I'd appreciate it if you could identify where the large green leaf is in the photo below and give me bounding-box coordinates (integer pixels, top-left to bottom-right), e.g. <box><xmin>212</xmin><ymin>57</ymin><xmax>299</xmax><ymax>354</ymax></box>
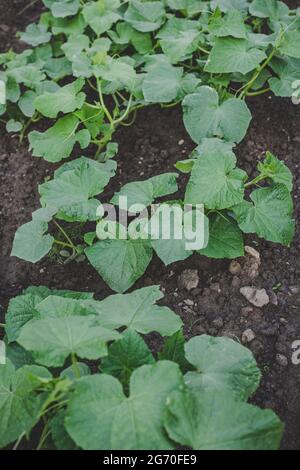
<box><xmin>20</xmin><ymin>23</ymin><xmax>51</xmax><ymax>47</ymax></box>
<box><xmin>205</xmin><ymin>38</ymin><xmax>266</xmax><ymax>74</ymax></box>
<box><xmin>142</xmin><ymin>60</ymin><xmax>183</xmax><ymax>103</ymax></box>
<box><xmin>85</xmin><ymin>223</ymin><xmax>153</xmax><ymax>293</ymax></box>
<box><xmin>249</xmin><ymin>0</ymin><xmax>290</xmax><ymax>20</ymax></box>
<box><xmin>125</xmin><ymin>0</ymin><xmax>166</xmax><ymax>32</ymax></box>
<box><xmin>200</xmin><ymin>213</ymin><xmax>244</xmax><ymax>259</ymax></box>
<box><xmin>101</xmin><ymin>330</ymin><xmax>155</xmax><ymax>387</ymax></box>
<box><xmin>278</xmin><ymin>30</ymin><xmax>300</xmax><ymax>59</ymax></box>
<box><xmin>17</xmin><ymin>316</ymin><xmax>120</xmax><ymax>367</ymax></box>
<box><xmin>35</xmin><ymin>79</ymin><xmax>85</xmax><ymax>118</ymax></box>
<box><xmin>40</xmin><ymin>158</ymin><xmax>116</xmax><ymax>222</ymax></box>
<box><xmin>65</xmin><ymin>361</ymin><xmax>183</xmax><ymax>450</ymax></box>
<box><xmin>269</xmin><ymin>57</ymin><xmax>300</xmax><ymax>97</ymax></box>
<box><xmin>208</xmin><ymin>10</ymin><xmax>247</xmax><ymax>38</ymax></box>
<box><xmin>83</xmin><ymin>0</ymin><xmax>121</xmax><ymax>36</ymax></box>
<box><xmin>184</xmin><ymin>335</ymin><xmax>261</xmax><ymax>400</ymax></box>
<box><xmin>156</xmin><ymin>17</ymin><xmax>201</xmax><ymax>63</ymax></box>
<box><xmin>87</xmin><ymin>285</ymin><xmax>182</xmax><ymax>336</ymax></box>
<box><xmin>11</xmin><ymin>208</ymin><xmax>55</xmax><ymax>263</ymax></box>
<box><xmin>185</xmin><ymin>149</ymin><xmax>247</xmax><ymax>209</ymax></box>
<box><xmin>43</xmin><ymin>0</ymin><xmax>80</xmax><ymax>18</ymax></box>
<box><xmin>233</xmin><ymin>184</ymin><xmax>295</xmax><ymax>246</ymax></box>
<box><xmin>164</xmin><ymin>388</ymin><xmax>283</xmax><ymax>450</ymax></box>
<box><xmin>182</xmin><ymin>86</ymin><xmax>251</xmax><ymax>143</ymax></box>
<box><xmin>111</xmin><ymin>173</ymin><xmax>178</xmax><ymax>208</ymax></box>
<box><xmin>29</xmin><ymin>115</ymin><xmax>90</xmax><ymax>162</ymax></box>
<box><xmin>0</xmin><ymin>361</ymin><xmax>52</xmax><ymax>447</ymax></box>
<box><xmin>211</xmin><ymin>0</ymin><xmax>249</xmax><ymax>12</ymax></box>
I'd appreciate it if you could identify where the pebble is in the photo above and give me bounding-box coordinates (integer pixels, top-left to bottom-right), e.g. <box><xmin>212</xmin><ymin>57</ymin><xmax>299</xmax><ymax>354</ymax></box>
<box><xmin>240</xmin><ymin>286</ymin><xmax>270</xmax><ymax>307</ymax></box>
<box><xmin>178</xmin><ymin>269</ymin><xmax>199</xmax><ymax>291</ymax></box>
<box><xmin>276</xmin><ymin>354</ymin><xmax>288</xmax><ymax>367</ymax></box>
<box><xmin>184</xmin><ymin>299</ymin><xmax>194</xmax><ymax>307</ymax></box>
<box><xmin>242</xmin><ymin>328</ymin><xmax>256</xmax><ymax>344</ymax></box>
<box><xmin>245</xmin><ymin>245</ymin><xmax>261</xmax><ymax>261</ymax></box>
<box><xmin>229</xmin><ymin>260</ymin><xmax>241</xmax><ymax>275</ymax></box>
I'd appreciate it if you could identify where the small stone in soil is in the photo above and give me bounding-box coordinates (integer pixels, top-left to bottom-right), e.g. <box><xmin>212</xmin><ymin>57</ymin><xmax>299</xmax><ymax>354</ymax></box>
<box><xmin>178</xmin><ymin>269</ymin><xmax>199</xmax><ymax>291</ymax></box>
<box><xmin>276</xmin><ymin>354</ymin><xmax>288</xmax><ymax>367</ymax></box>
<box><xmin>229</xmin><ymin>260</ymin><xmax>241</xmax><ymax>275</ymax></box>
<box><xmin>242</xmin><ymin>328</ymin><xmax>256</xmax><ymax>344</ymax></box>
<box><xmin>240</xmin><ymin>286</ymin><xmax>270</xmax><ymax>307</ymax></box>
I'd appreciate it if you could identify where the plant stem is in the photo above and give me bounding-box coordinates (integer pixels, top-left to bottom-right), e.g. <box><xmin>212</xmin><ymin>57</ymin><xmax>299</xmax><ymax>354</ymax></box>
<box><xmin>17</xmin><ymin>0</ymin><xmax>39</xmax><ymax>15</ymax></box>
<box><xmin>71</xmin><ymin>353</ymin><xmax>81</xmax><ymax>379</ymax></box>
<box><xmin>53</xmin><ymin>220</ymin><xmax>77</xmax><ymax>255</ymax></box>
<box><xmin>36</xmin><ymin>423</ymin><xmax>50</xmax><ymax>451</ymax></box>
<box><xmin>244</xmin><ymin>175</ymin><xmax>266</xmax><ymax>188</ymax></box>
<box><xmin>198</xmin><ymin>45</ymin><xmax>210</xmax><ymax>54</ymax></box>
<box><xmin>161</xmin><ymin>100</ymin><xmax>181</xmax><ymax>109</ymax></box>
<box><xmin>113</xmin><ymin>94</ymin><xmax>133</xmax><ymax>124</ymax></box>
<box><xmin>54</xmin><ymin>240</ymin><xmax>75</xmax><ymax>250</ymax></box>
<box><xmin>0</xmin><ymin>323</ymin><xmax>5</xmax><ymax>328</ymax></box>
<box><xmin>13</xmin><ymin>432</ymin><xmax>25</xmax><ymax>450</ymax></box>
<box><xmin>246</xmin><ymin>87</ymin><xmax>270</xmax><ymax>97</ymax></box>
<box><xmin>97</xmin><ymin>79</ymin><xmax>115</xmax><ymax>127</ymax></box>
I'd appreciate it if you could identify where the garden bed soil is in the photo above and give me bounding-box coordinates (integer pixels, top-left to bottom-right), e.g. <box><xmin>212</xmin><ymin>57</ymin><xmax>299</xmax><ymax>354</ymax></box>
<box><xmin>0</xmin><ymin>0</ymin><xmax>299</xmax><ymax>450</ymax></box>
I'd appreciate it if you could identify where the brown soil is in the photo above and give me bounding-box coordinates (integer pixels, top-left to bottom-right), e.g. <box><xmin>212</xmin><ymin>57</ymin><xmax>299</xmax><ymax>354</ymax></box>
<box><xmin>0</xmin><ymin>0</ymin><xmax>299</xmax><ymax>450</ymax></box>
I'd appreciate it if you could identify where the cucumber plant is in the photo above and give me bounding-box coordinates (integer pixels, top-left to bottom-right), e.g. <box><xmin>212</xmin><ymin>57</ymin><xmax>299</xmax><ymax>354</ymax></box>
<box><xmin>0</xmin><ymin>285</ymin><xmax>283</xmax><ymax>450</ymax></box>
<box><xmin>0</xmin><ymin>0</ymin><xmax>298</xmax><ymax>292</ymax></box>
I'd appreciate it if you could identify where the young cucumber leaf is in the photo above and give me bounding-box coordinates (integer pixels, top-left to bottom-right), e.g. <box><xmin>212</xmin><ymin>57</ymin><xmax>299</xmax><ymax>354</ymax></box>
<box><xmin>158</xmin><ymin>330</ymin><xmax>193</xmax><ymax>374</ymax></box>
<box><xmin>101</xmin><ymin>329</ymin><xmax>155</xmax><ymax>388</ymax></box>
<box><xmin>200</xmin><ymin>213</ymin><xmax>244</xmax><ymax>259</ymax></box>
<box><xmin>124</xmin><ymin>0</ymin><xmax>166</xmax><ymax>33</ymax></box>
<box><xmin>184</xmin><ymin>335</ymin><xmax>261</xmax><ymax>400</ymax></box>
<box><xmin>142</xmin><ymin>60</ymin><xmax>183</xmax><ymax>103</ymax></box>
<box><xmin>0</xmin><ymin>361</ymin><xmax>52</xmax><ymax>448</ymax></box>
<box><xmin>86</xmin><ymin>285</ymin><xmax>183</xmax><ymax>336</ymax></box>
<box><xmin>65</xmin><ymin>361</ymin><xmax>183</xmax><ymax>450</ymax></box>
<box><xmin>184</xmin><ymin>149</ymin><xmax>247</xmax><ymax>209</ymax></box>
<box><xmin>43</xmin><ymin>0</ymin><xmax>81</xmax><ymax>18</ymax></box>
<box><xmin>182</xmin><ymin>86</ymin><xmax>252</xmax><ymax>144</ymax></box>
<box><xmin>233</xmin><ymin>184</ymin><xmax>295</xmax><ymax>246</ymax></box>
<box><xmin>11</xmin><ymin>208</ymin><xmax>56</xmax><ymax>263</ymax></box>
<box><xmin>83</xmin><ymin>0</ymin><xmax>121</xmax><ymax>36</ymax></box>
<box><xmin>249</xmin><ymin>0</ymin><xmax>290</xmax><ymax>20</ymax></box>
<box><xmin>17</xmin><ymin>316</ymin><xmax>120</xmax><ymax>368</ymax></box>
<box><xmin>29</xmin><ymin>115</ymin><xmax>90</xmax><ymax>162</ymax></box>
<box><xmin>258</xmin><ymin>151</ymin><xmax>293</xmax><ymax>190</ymax></box>
<box><xmin>210</xmin><ymin>0</ymin><xmax>250</xmax><ymax>13</ymax></box>
<box><xmin>34</xmin><ymin>79</ymin><xmax>86</xmax><ymax>118</ymax></box>
<box><xmin>39</xmin><ymin>158</ymin><xmax>117</xmax><ymax>222</ymax></box>
<box><xmin>20</xmin><ymin>24</ymin><xmax>52</xmax><ymax>47</ymax></box>
<box><xmin>205</xmin><ymin>38</ymin><xmax>266</xmax><ymax>74</ymax></box>
<box><xmin>208</xmin><ymin>10</ymin><xmax>247</xmax><ymax>39</ymax></box>
<box><xmin>111</xmin><ymin>173</ymin><xmax>178</xmax><ymax>208</ymax></box>
<box><xmin>164</xmin><ymin>388</ymin><xmax>283</xmax><ymax>450</ymax></box>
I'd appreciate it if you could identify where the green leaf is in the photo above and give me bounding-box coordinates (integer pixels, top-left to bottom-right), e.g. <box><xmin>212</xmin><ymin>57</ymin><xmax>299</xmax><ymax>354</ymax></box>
<box><xmin>101</xmin><ymin>330</ymin><xmax>155</xmax><ymax>387</ymax></box>
<box><xmin>65</xmin><ymin>361</ymin><xmax>183</xmax><ymax>450</ymax></box>
<box><xmin>35</xmin><ymin>79</ymin><xmax>86</xmax><ymax>118</ymax></box>
<box><xmin>5</xmin><ymin>294</ymin><xmax>42</xmax><ymax>343</ymax></box>
<box><xmin>111</xmin><ymin>173</ymin><xmax>178</xmax><ymax>208</ymax></box>
<box><xmin>205</xmin><ymin>38</ymin><xmax>266</xmax><ymax>74</ymax></box>
<box><xmin>211</xmin><ymin>0</ymin><xmax>249</xmax><ymax>12</ymax></box>
<box><xmin>6</xmin><ymin>119</ymin><xmax>22</xmax><ymax>133</ymax></box>
<box><xmin>11</xmin><ymin>208</ymin><xmax>55</xmax><ymax>263</ymax></box>
<box><xmin>278</xmin><ymin>30</ymin><xmax>300</xmax><ymax>59</ymax></box>
<box><xmin>29</xmin><ymin>115</ymin><xmax>90</xmax><ymax>162</ymax></box>
<box><xmin>182</xmin><ymin>86</ymin><xmax>251</xmax><ymax>143</ymax></box>
<box><xmin>233</xmin><ymin>184</ymin><xmax>295</xmax><ymax>246</ymax></box>
<box><xmin>158</xmin><ymin>330</ymin><xmax>193</xmax><ymax>373</ymax></box>
<box><xmin>8</xmin><ymin>65</ymin><xmax>46</xmax><ymax>89</ymax></box>
<box><xmin>200</xmin><ymin>213</ymin><xmax>244</xmax><ymax>259</ymax></box>
<box><xmin>18</xmin><ymin>90</ymin><xmax>37</xmax><ymax>117</ymax></box>
<box><xmin>17</xmin><ymin>316</ymin><xmax>120</xmax><ymax>367</ymax></box>
<box><xmin>209</xmin><ymin>10</ymin><xmax>247</xmax><ymax>38</ymax></box>
<box><xmin>184</xmin><ymin>335</ymin><xmax>261</xmax><ymax>400</ymax></box>
<box><xmin>87</xmin><ymin>285</ymin><xmax>183</xmax><ymax>336</ymax></box>
<box><xmin>95</xmin><ymin>57</ymin><xmax>138</xmax><ymax>93</ymax></box>
<box><xmin>249</xmin><ymin>0</ymin><xmax>290</xmax><ymax>20</ymax></box>
<box><xmin>40</xmin><ymin>158</ymin><xmax>116</xmax><ymax>222</ymax></box>
<box><xmin>166</xmin><ymin>0</ymin><xmax>205</xmax><ymax>16</ymax></box>
<box><xmin>20</xmin><ymin>23</ymin><xmax>51</xmax><ymax>47</ymax></box>
<box><xmin>164</xmin><ymin>388</ymin><xmax>283</xmax><ymax>450</ymax></box>
<box><xmin>142</xmin><ymin>59</ymin><xmax>183</xmax><ymax>103</ymax></box>
<box><xmin>83</xmin><ymin>0</ymin><xmax>121</xmax><ymax>36</ymax></box>
<box><xmin>108</xmin><ymin>23</ymin><xmax>152</xmax><ymax>54</ymax></box>
<box><xmin>148</xmin><ymin>205</ymin><xmax>209</xmax><ymax>265</ymax></box>
<box><xmin>85</xmin><ymin>227</ymin><xmax>153</xmax><ymax>293</ymax></box>
<box><xmin>50</xmin><ymin>410</ymin><xmax>78</xmax><ymax>450</ymax></box>
<box><xmin>125</xmin><ymin>0</ymin><xmax>166</xmax><ymax>32</ymax></box>
<box><xmin>185</xmin><ymin>149</ymin><xmax>246</xmax><ymax>209</ymax></box>
<box><xmin>0</xmin><ymin>361</ymin><xmax>52</xmax><ymax>447</ymax></box>
<box><xmin>156</xmin><ymin>17</ymin><xmax>201</xmax><ymax>63</ymax></box>
<box><xmin>269</xmin><ymin>57</ymin><xmax>300</xmax><ymax>97</ymax></box>
<box><xmin>43</xmin><ymin>0</ymin><xmax>80</xmax><ymax>18</ymax></box>
<box><xmin>258</xmin><ymin>151</ymin><xmax>293</xmax><ymax>191</ymax></box>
